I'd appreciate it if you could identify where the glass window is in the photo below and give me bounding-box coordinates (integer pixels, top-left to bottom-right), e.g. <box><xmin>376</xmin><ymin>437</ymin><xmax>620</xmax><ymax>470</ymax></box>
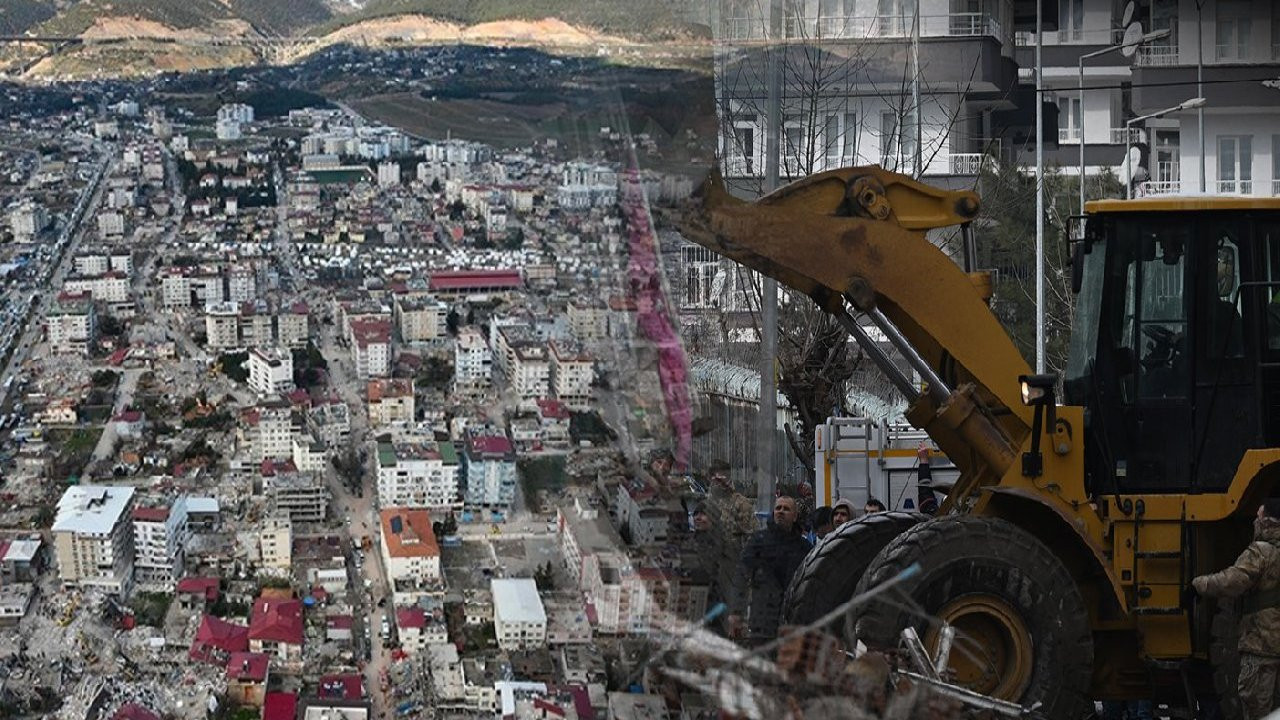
<box><xmin>1059</xmin><ymin>0</ymin><xmax>1084</xmax><ymax>41</ymax></box>
<box><xmin>1216</xmin><ymin>1</ymin><xmax>1252</xmax><ymax>61</ymax></box>
<box><xmin>824</xmin><ymin>114</ymin><xmax>840</xmax><ymax>163</ymax></box>
<box><xmin>842</xmin><ymin>112</ymin><xmax>858</xmax><ymax>160</ymax></box>
<box><xmin>1207</xmin><ymin>233</ymin><xmax>1244</xmax><ymax>359</ymax></box>
<box><xmin>880</xmin><ymin>110</ymin><xmax>898</xmax><ymax>166</ymax></box>
<box><xmin>1219</xmin><ymin>135</ymin><xmax>1253</xmax><ymax>194</ymax></box>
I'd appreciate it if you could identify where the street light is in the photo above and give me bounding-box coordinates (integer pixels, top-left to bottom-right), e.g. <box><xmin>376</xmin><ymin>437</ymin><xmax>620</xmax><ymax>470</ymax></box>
<box><xmin>1079</xmin><ymin>28</ymin><xmax>1169</xmax><ymax>219</ymax></box>
<box><xmin>1125</xmin><ymin>97</ymin><xmax>1206</xmax><ymax>199</ymax></box>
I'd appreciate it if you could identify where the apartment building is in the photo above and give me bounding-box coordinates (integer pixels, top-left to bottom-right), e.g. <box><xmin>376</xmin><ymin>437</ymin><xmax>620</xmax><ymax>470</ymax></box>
<box><xmin>46</xmin><ymin>291</ymin><xmax>96</xmax><ymax>355</ymax></box>
<box><xmin>492</xmin><ymin>578</ymin><xmax>548</xmax><ymax>651</ymax></box>
<box><xmin>206</xmin><ymin>302</ymin><xmax>241</xmax><ymax>350</ymax></box>
<box><xmin>379</xmin><ymin>508</ymin><xmax>442</xmax><ymax>599</ymax></box>
<box><xmin>461</xmin><ymin>434</ymin><xmax>518</xmax><ymax>509</ymax></box>
<box><xmin>349</xmin><ymin>317</ymin><xmax>392</xmax><ymax>379</ymax></box>
<box><xmin>131</xmin><ymin>498</ymin><xmax>189</xmax><ymax>591</ymax></box>
<box><xmin>259</xmin><ymin>515</ymin><xmax>293</xmax><ymax>572</ymax></box>
<box><xmin>549</xmin><ymin>340</ymin><xmax>594</xmax><ymax>410</ymax></box>
<box><xmin>264</xmin><ymin>471</ymin><xmax>329</xmax><ymax>523</ymax></box>
<box><xmin>9</xmin><ymin>200</ymin><xmax>47</xmax><ymax>241</ymax></box>
<box><xmin>394</xmin><ymin>295</ymin><xmax>448</xmax><ymax>344</ymax></box>
<box><xmin>567</xmin><ymin>299</ymin><xmax>609</xmax><ymax>342</ymax></box>
<box><xmin>1126</xmin><ymin>1</ymin><xmax>1280</xmax><ymax>196</ymax></box>
<box><xmin>249</xmin><ymin>347</ymin><xmax>296</xmax><ymax>398</ymax></box>
<box><xmin>52</xmin><ymin>485</ymin><xmax>136</xmax><ymax>596</ymax></box>
<box><xmin>63</xmin><ymin>273</ymin><xmax>131</xmax><ymax>315</ymax></box>
<box><xmin>254</xmin><ymin>399</ymin><xmax>295</xmax><ymax>462</ymax></box>
<box><xmin>376</xmin><ymin>441</ymin><xmax>461</xmax><ymax>509</ymax></box>
<box><xmin>307</xmin><ymin>399</ymin><xmax>351</xmax><ymax>448</ymax></box>
<box><xmin>454</xmin><ymin>326</ymin><xmax>493</xmax><ymax>394</ymax></box>
<box><xmin>367</xmin><ymin>378</ymin><xmax>415</xmax><ymax>427</ymax></box>
<box><xmin>511</xmin><ymin>344</ymin><xmax>551</xmax><ymax>402</ymax></box>
<box><xmin>278</xmin><ymin>302</ymin><xmax>310</xmax><ymax>349</ymax></box>
<box><xmin>716</xmin><ymin>0</ymin><xmax>1017</xmax><ymax>188</ymax></box>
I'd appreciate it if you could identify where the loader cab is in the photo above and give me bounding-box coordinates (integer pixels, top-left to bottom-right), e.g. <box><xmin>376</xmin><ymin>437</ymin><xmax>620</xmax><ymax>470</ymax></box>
<box><xmin>1064</xmin><ymin>199</ymin><xmax>1280</xmax><ymax>496</ymax></box>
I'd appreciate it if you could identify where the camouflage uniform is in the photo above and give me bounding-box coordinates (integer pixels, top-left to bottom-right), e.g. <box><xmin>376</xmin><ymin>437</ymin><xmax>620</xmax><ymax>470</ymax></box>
<box><xmin>1193</xmin><ymin>516</ymin><xmax>1280</xmax><ymax>720</ymax></box>
<box><xmin>704</xmin><ymin>483</ymin><xmax>758</xmax><ymax>626</ymax></box>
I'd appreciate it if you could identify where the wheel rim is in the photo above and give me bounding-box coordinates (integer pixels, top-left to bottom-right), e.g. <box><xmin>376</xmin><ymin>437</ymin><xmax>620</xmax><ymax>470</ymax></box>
<box><xmin>927</xmin><ymin>593</ymin><xmax>1034</xmax><ymax>700</ymax></box>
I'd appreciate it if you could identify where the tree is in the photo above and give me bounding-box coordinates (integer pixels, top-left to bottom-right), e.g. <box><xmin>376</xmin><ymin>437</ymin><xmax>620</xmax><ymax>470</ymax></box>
<box><xmin>977</xmin><ymin>163</ymin><xmax>1124</xmax><ymax>374</ymax></box>
<box><xmin>431</xmin><ymin>178</ymin><xmax>442</xmax><ymax>194</ymax></box>
<box><xmin>446</xmin><ymin>309</ymin><xmax>461</xmax><ymax>336</ymax></box>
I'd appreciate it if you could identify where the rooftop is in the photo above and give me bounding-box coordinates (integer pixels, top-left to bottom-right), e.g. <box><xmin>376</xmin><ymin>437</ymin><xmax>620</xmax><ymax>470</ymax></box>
<box><xmin>1</xmin><ymin>536</ymin><xmax>41</xmax><ymax>563</ymax></box>
<box><xmin>249</xmin><ymin>596</ymin><xmax>304</xmax><ymax>646</ymax></box>
<box><xmin>52</xmin><ymin>485</ymin><xmax>135</xmax><ymax>535</ymax></box>
<box><xmin>491</xmin><ymin>578</ymin><xmax>547</xmax><ymax>625</ymax></box>
<box><xmin>368</xmin><ymin>378</ymin><xmax>413</xmax><ymax>402</ymax></box>
<box><xmin>429</xmin><ymin>269</ymin><xmax>521</xmax><ymax>292</ymax></box>
<box><xmin>225</xmin><ymin>651</ymin><xmax>270</xmax><ymax>682</ymax></box>
<box><xmin>379</xmin><ymin>508</ymin><xmax>440</xmax><ymax>559</ymax></box>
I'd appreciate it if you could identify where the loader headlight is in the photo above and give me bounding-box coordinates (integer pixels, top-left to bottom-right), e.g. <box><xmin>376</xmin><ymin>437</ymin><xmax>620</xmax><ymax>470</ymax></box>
<box><xmin>1019</xmin><ymin>374</ymin><xmax>1056</xmax><ymax>406</ymax></box>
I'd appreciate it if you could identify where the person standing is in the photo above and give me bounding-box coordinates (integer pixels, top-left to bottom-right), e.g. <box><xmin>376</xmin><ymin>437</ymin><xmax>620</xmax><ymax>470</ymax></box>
<box><xmin>1192</xmin><ymin>499</ymin><xmax>1280</xmax><ymax>720</ymax></box>
<box><xmin>831</xmin><ymin>498</ymin><xmax>856</xmax><ymax>527</ymax></box>
<box><xmin>727</xmin><ymin>495</ymin><xmax>812</xmax><ymax>645</ymax></box>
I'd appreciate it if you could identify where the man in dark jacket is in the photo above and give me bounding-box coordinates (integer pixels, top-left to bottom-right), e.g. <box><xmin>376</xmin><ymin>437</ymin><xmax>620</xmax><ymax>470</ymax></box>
<box><xmin>1193</xmin><ymin>498</ymin><xmax>1280</xmax><ymax>719</ymax></box>
<box><xmin>726</xmin><ymin>495</ymin><xmax>812</xmax><ymax>645</ymax></box>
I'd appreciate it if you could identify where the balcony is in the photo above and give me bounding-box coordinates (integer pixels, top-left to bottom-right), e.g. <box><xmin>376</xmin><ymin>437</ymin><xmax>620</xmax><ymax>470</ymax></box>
<box><xmin>1135</xmin><ymin>44</ymin><xmax>1179</xmax><ymax>66</ymax></box>
<box><xmin>1057</xmin><ymin>127</ymin><xmax>1137</xmax><ymax>145</ymax></box>
<box><xmin>1217</xmin><ymin>180</ymin><xmax>1254</xmax><ymax>195</ymax></box>
<box><xmin>1109</xmin><ymin>127</ymin><xmax>1140</xmax><ymax>145</ymax></box>
<box><xmin>1059</xmin><ymin>127</ymin><xmax>1080</xmax><ymax>144</ymax></box>
<box><xmin>722</xmin><ymin>12</ymin><xmax>1005</xmax><ymax>43</ymax></box>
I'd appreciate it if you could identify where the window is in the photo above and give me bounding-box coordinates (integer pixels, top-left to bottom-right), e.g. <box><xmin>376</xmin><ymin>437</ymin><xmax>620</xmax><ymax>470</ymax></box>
<box><xmin>1218</xmin><ymin>135</ymin><xmax>1253</xmax><ymax>194</ymax></box>
<box><xmin>1154</xmin><ymin>130</ymin><xmax>1180</xmax><ymax>183</ymax></box>
<box><xmin>728</xmin><ymin>114</ymin><xmax>757</xmax><ymax>176</ymax></box>
<box><xmin>824</xmin><ymin>114</ymin><xmax>840</xmax><ymax>166</ymax></box>
<box><xmin>1216</xmin><ymin>1</ymin><xmax>1251</xmax><ymax>61</ymax></box>
<box><xmin>842</xmin><ymin>112</ymin><xmax>858</xmax><ymax>161</ymax></box>
<box><xmin>1058</xmin><ymin>95</ymin><xmax>1082</xmax><ymax>142</ymax></box>
<box><xmin>880</xmin><ymin>111</ymin><xmax>899</xmax><ymax>167</ymax></box>
<box><xmin>1273</xmin><ymin>135</ymin><xmax>1280</xmax><ymax>193</ymax></box>
<box><xmin>1058</xmin><ymin>0</ymin><xmax>1084</xmax><ymax>42</ymax></box>
<box><xmin>783</xmin><ymin>114</ymin><xmax>805</xmax><ymax>174</ymax></box>
<box><xmin>1151</xmin><ymin>0</ymin><xmax>1178</xmax><ymax>49</ymax></box>
<box><xmin>877</xmin><ymin>0</ymin><xmax>913</xmax><ymax>36</ymax></box>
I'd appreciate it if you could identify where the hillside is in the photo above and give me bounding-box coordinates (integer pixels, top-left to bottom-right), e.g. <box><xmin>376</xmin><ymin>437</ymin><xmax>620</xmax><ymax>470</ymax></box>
<box><xmin>29</xmin><ymin>0</ymin><xmax>334</xmax><ymax>37</ymax></box>
<box><xmin>322</xmin><ymin>0</ymin><xmax>707</xmax><ymax>40</ymax></box>
<box><xmin>0</xmin><ymin>0</ymin><xmax>56</xmax><ymax>35</ymax></box>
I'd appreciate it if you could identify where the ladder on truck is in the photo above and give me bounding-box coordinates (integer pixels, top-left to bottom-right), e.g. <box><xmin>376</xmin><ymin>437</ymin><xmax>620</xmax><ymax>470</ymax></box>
<box><xmin>814</xmin><ymin>416</ymin><xmax>959</xmax><ymax>511</ymax></box>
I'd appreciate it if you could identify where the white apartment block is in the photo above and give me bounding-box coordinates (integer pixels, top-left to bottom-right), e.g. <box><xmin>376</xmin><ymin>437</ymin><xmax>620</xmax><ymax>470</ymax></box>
<box><xmin>52</xmin><ymin>486</ymin><xmax>136</xmax><ymax>596</ymax></box>
<box><xmin>492</xmin><ymin>578</ymin><xmax>547</xmax><ymax>651</ymax></box>
<box><xmin>264</xmin><ymin>472</ymin><xmax>329</xmax><ymax>523</ymax></box>
<box><xmin>380</xmin><ymin>508</ymin><xmax>442</xmax><ymax>600</ymax></box>
<box><xmin>218</xmin><ymin>103</ymin><xmax>255</xmax><ymax>124</ymax></box>
<box><xmin>378</xmin><ymin>161</ymin><xmax>402</xmax><ymax>187</ymax></box>
<box><xmin>248</xmin><ymin>347</ymin><xmax>295</xmax><ymax>398</ymax></box>
<box><xmin>46</xmin><ymin>291</ymin><xmax>96</xmax><ymax>355</ymax></box>
<box><xmin>63</xmin><ymin>273</ymin><xmax>130</xmax><ymax>305</ymax></box>
<box><xmin>550</xmin><ymin>340</ymin><xmax>594</xmax><ymax>410</ymax></box>
<box><xmin>228</xmin><ymin>267</ymin><xmax>257</xmax><ymax>304</ymax></box>
<box><xmin>259</xmin><ymin>515</ymin><xmax>293</xmax><ymax>571</ymax></box>
<box><xmin>511</xmin><ymin>344</ymin><xmax>551</xmax><ymax>402</ymax></box>
<box><xmin>279</xmin><ymin>303</ymin><xmax>310</xmax><ymax>348</ymax></box>
<box><xmin>9</xmin><ymin>200</ymin><xmax>48</xmax><ymax>240</ymax></box>
<box><xmin>161</xmin><ymin>269</ymin><xmax>224</xmax><ymax>310</ymax></box>
<box><xmin>395</xmin><ymin>295</ymin><xmax>448</xmax><ymax>343</ymax></box>
<box><xmin>716</xmin><ymin>0</ymin><xmax>1018</xmax><ymax>187</ymax></box>
<box><xmin>206</xmin><ymin>301</ymin><xmax>242</xmax><ymax>350</ymax></box>
<box><xmin>567</xmin><ymin>299</ymin><xmax>609</xmax><ymax>342</ymax></box>
<box><xmin>368</xmin><ymin>378</ymin><xmax>415</xmax><ymax>427</ymax></box>
<box><xmin>376</xmin><ymin>441</ymin><xmax>461</xmax><ymax>509</ymax></box>
<box><xmin>255</xmin><ymin>400</ymin><xmax>295</xmax><ymax>462</ymax></box>
<box><xmin>307</xmin><ymin>400</ymin><xmax>351</xmax><ymax>448</ymax></box>
<box><xmin>454</xmin><ymin>326</ymin><xmax>493</xmax><ymax>393</ymax></box>
<box><xmin>131</xmin><ymin>498</ymin><xmax>189</xmax><ymax>591</ymax></box>
<box><xmin>349</xmin><ymin>317</ymin><xmax>392</xmax><ymax>379</ymax></box>
<box><xmin>97</xmin><ymin>211</ymin><xmax>124</xmax><ymax>238</ymax></box>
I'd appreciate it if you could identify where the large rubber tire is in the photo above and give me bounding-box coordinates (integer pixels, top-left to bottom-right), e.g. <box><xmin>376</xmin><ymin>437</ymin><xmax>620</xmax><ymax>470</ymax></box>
<box><xmin>852</xmin><ymin>516</ymin><xmax>1094</xmax><ymax>719</ymax></box>
<box><xmin>783</xmin><ymin>510</ymin><xmax>926</xmax><ymax>625</ymax></box>
<box><xmin>1210</xmin><ymin>600</ymin><xmax>1244</xmax><ymax>720</ymax></box>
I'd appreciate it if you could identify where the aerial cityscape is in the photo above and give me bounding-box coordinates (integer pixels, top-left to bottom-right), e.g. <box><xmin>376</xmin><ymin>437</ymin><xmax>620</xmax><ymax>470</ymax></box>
<box><xmin>3</xmin><ymin>1</ymin><xmax>1280</xmax><ymax>719</ymax></box>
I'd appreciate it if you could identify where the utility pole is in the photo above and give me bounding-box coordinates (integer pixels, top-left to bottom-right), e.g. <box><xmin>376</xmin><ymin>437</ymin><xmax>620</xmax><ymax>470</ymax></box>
<box><xmin>1196</xmin><ymin>0</ymin><xmax>1206</xmax><ymax>193</ymax></box>
<box><xmin>912</xmin><ymin>0</ymin><xmax>922</xmax><ymax>177</ymax></box>
<box><xmin>1034</xmin><ymin>0</ymin><xmax>1045</xmax><ymax>373</ymax></box>
<box><xmin>758</xmin><ymin>0</ymin><xmax>782</xmax><ymax>512</ymax></box>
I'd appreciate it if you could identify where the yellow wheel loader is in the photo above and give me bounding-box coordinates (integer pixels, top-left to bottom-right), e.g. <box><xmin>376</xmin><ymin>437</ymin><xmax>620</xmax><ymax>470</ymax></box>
<box><xmin>680</xmin><ymin>166</ymin><xmax>1280</xmax><ymax>717</ymax></box>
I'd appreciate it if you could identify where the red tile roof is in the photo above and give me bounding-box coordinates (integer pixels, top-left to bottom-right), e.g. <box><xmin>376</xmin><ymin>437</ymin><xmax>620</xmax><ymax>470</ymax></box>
<box><xmin>326</xmin><ymin>614</ymin><xmax>353</xmax><ymax>630</ymax></box>
<box><xmin>537</xmin><ymin>398</ymin><xmax>570</xmax><ymax>420</ymax></box>
<box><xmin>468</xmin><ymin>434</ymin><xmax>513</xmax><ymax>457</ymax></box>
<box><xmin>249</xmin><ymin>597</ymin><xmax>304</xmax><ymax>646</ymax></box>
<box><xmin>176</xmin><ymin>577</ymin><xmax>220</xmax><ymax>602</ymax></box>
<box><xmin>428</xmin><ymin>269</ymin><xmax>521</xmax><ymax>292</ymax></box>
<box><xmin>379</xmin><ymin>508</ymin><xmax>439</xmax><ymax>559</ymax></box>
<box><xmin>131</xmin><ymin>506</ymin><xmax>169</xmax><ymax>522</ymax></box>
<box><xmin>225</xmin><ymin>651</ymin><xmax>270</xmax><ymax>682</ymax></box>
<box><xmin>113</xmin><ymin>703</ymin><xmax>162</xmax><ymax>720</ymax></box>
<box><xmin>395</xmin><ymin>606</ymin><xmax>426</xmax><ymax>629</ymax></box>
<box><xmin>318</xmin><ymin>673</ymin><xmax>364</xmax><ymax>700</ymax></box>
<box><xmin>262</xmin><ymin>692</ymin><xmax>297</xmax><ymax>720</ymax></box>
<box><xmin>189</xmin><ymin>615</ymin><xmax>249</xmax><ymax>664</ymax></box>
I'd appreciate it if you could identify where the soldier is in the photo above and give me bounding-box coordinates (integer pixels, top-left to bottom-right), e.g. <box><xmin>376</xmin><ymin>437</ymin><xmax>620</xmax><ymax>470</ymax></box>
<box><xmin>1192</xmin><ymin>498</ymin><xmax>1280</xmax><ymax>720</ymax></box>
<box><xmin>727</xmin><ymin>495</ymin><xmax>812</xmax><ymax>645</ymax></box>
<box><xmin>704</xmin><ymin>460</ymin><xmax>758</xmax><ymax>636</ymax></box>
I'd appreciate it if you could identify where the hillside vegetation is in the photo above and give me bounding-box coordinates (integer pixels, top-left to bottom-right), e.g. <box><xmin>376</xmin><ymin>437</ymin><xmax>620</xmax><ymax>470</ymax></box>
<box><xmin>323</xmin><ymin>0</ymin><xmax>706</xmax><ymax>39</ymax></box>
<box><xmin>0</xmin><ymin>0</ymin><xmax>56</xmax><ymax>35</ymax></box>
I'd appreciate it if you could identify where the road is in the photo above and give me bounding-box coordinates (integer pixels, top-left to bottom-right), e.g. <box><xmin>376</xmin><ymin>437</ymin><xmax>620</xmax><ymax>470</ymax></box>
<box><xmin>91</xmin><ymin>368</ymin><xmax>143</xmax><ymax>462</ymax></box>
<box><xmin>0</xmin><ymin>148</ymin><xmax>112</xmax><ymax>408</ymax></box>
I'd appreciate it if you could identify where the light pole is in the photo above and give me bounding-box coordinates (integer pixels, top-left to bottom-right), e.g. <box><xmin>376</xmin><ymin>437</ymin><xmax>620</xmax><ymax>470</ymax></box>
<box><xmin>1126</xmin><ymin>97</ymin><xmax>1206</xmax><ymax>199</ymax></box>
<box><xmin>1034</xmin><ymin>0</ymin><xmax>1043</xmax><ymax>373</ymax></box>
<box><xmin>1079</xmin><ymin>29</ymin><xmax>1169</xmax><ymax>219</ymax></box>
<box><xmin>1196</xmin><ymin>0</ymin><xmax>1206</xmax><ymax>193</ymax></box>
